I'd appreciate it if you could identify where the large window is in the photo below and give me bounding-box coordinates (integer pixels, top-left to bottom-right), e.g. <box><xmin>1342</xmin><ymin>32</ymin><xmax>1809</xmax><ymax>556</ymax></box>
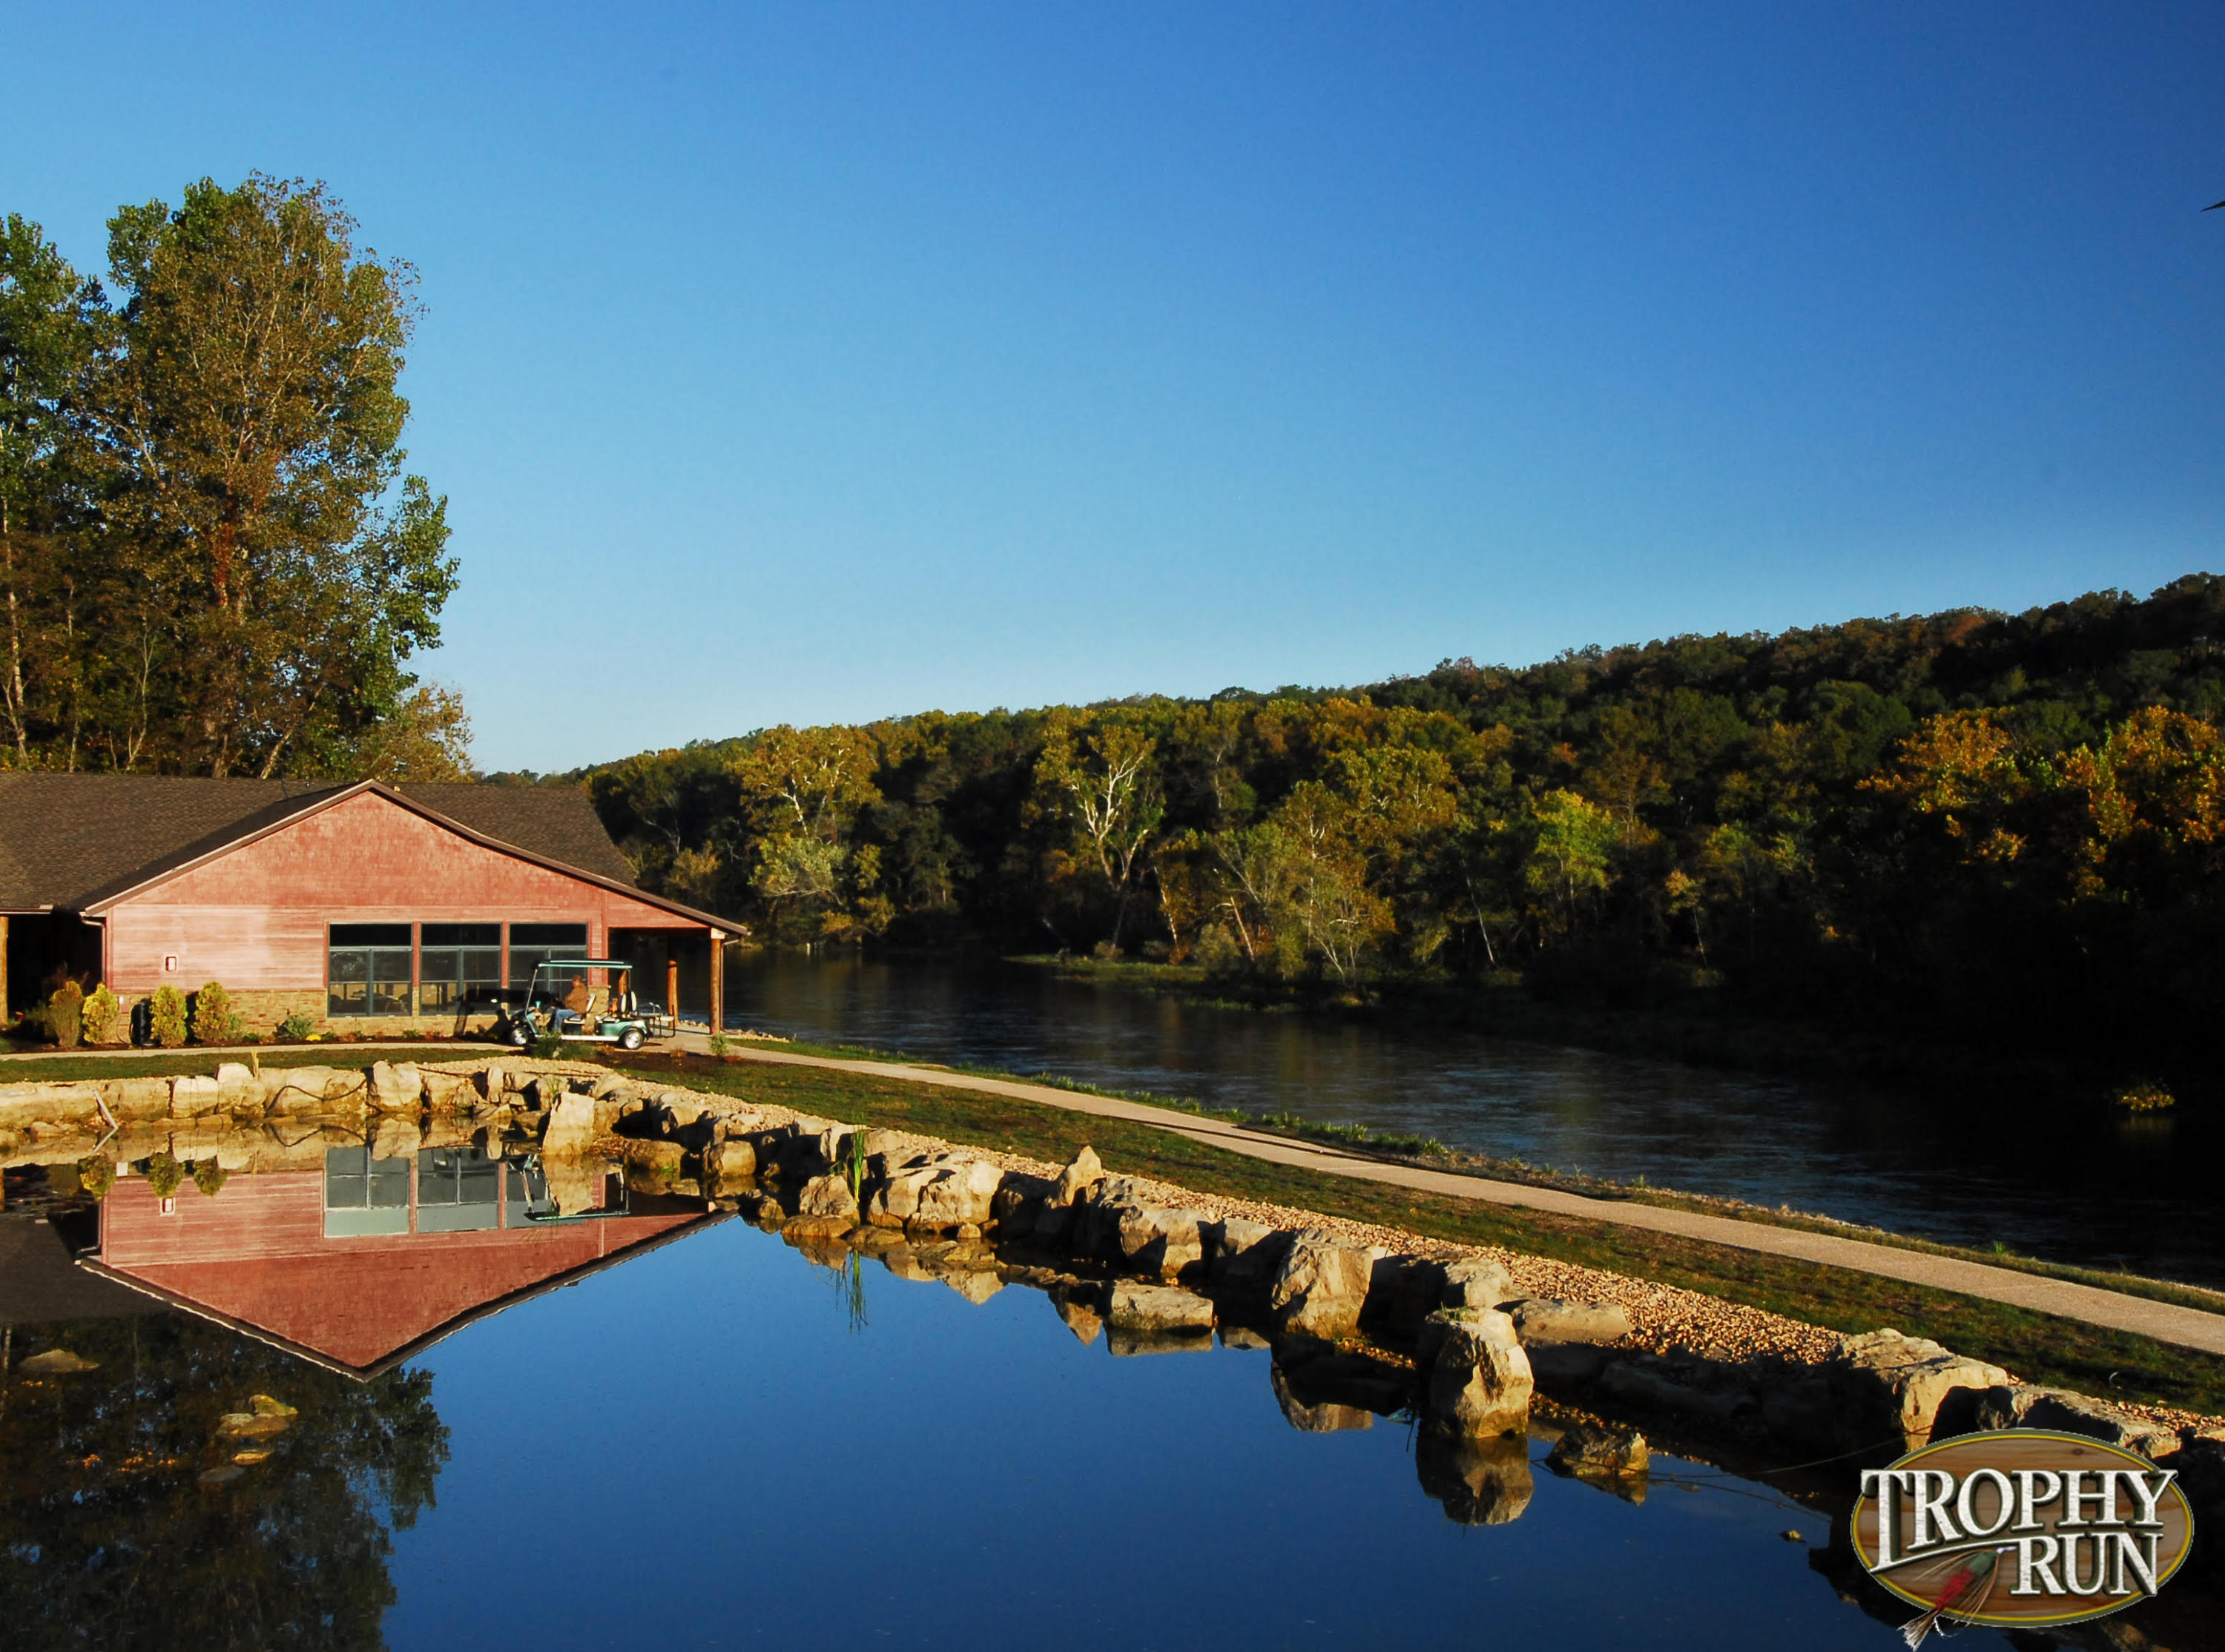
<box><xmin>329</xmin><ymin>924</ymin><xmax>412</xmax><ymax>1017</ymax></box>
<box><xmin>324</xmin><ymin>1145</ymin><xmax>410</xmax><ymax>1238</ymax></box>
<box><xmin>419</xmin><ymin>923</ymin><xmax>501</xmax><ymax>1013</ymax></box>
<box><xmin>509</xmin><ymin>922</ymin><xmax>587</xmax><ymax>999</ymax></box>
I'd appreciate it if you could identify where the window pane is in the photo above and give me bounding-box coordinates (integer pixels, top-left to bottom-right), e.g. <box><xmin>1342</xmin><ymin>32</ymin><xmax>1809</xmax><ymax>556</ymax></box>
<box><xmin>328</xmin><ymin>977</ymin><xmax>369</xmax><ymax>1017</ymax></box>
<box><xmin>330</xmin><ymin>923</ymin><xmax>412</xmax><ymax>946</ymax></box>
<box><xmin>421</xmin><ymin>923</ymin><xmax>500</xmax><ymax>948</ymax></box>
<box><xmin>510</xmin><ymin>923</ymin><xmax>587</xmax><ymax>948</ymax></box>
<box><xmin>329</xmin><ymin>950</ymin><xmax>369</xmax><ymax>984</ymax></box>
<box><xmin>420</xmin><ymin>947</ymin><xmax>460</xmax><ymax>981</ymax></box>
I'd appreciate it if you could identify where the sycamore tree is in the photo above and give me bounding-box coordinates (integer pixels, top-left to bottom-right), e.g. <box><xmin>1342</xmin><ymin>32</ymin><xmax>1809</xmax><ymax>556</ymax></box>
<box><xmin>1030</xmin><ymin>707</ymin><xmax>1167</xmax><ymax>950</ymax></box>
<box><xmin>731</xmin><ymin>723</ymin><xmax>891</xmax><ymax>940</ymax></box>
<box><xmin>0</xmin><ymin>176</ymin><xmax>460</xmax><ymax>777</ymax></box>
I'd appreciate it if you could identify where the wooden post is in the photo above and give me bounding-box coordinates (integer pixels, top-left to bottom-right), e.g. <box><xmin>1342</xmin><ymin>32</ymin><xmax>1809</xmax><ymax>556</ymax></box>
<box><xmin>666</xmin><ymin>955</ymin><xmax>680</xmax><ymax>1027</ymax></box>
<box><xmin>0</xmin><ymin>913</ymin><xmax>9</xmax><ymax>1028</ymax></box>
<box><xmin>708</xmin><ymin>928</ymin><xmax>725</xmax><ymax>1037</ymax></box>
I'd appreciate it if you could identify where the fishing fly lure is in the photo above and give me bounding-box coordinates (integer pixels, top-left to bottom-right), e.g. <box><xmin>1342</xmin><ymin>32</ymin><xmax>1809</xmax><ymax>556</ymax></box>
<box><xmin>1898</xmin><ymin>1547</ymin><xmax>2009</xmax><ymax>1648</ymax></box>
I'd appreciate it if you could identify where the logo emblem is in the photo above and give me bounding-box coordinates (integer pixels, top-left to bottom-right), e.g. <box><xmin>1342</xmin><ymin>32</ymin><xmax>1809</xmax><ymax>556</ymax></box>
<box><xmin>1853</xmin><ymin>1430</ymin><xmax>2194</xmax><ymax>1644</ymax></box>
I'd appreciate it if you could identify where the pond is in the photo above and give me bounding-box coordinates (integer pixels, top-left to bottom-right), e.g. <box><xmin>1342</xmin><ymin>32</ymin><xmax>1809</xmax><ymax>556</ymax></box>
<box><xmin>723</xmin><ymin>952</ymin><xmax>2225</xmax><ymax>1286</ymax></box>
<box><xmin>0</xmin><ymin>1145</ymin><xmax>2099</xmax><ymax>1652</ymax></box>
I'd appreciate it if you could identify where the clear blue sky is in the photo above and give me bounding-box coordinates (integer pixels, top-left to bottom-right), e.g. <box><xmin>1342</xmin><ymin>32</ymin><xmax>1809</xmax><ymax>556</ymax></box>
<box><xmin>7</xmin><ymin>2</ymin><xmax>2224</xmax><ymax>771</ymax></box>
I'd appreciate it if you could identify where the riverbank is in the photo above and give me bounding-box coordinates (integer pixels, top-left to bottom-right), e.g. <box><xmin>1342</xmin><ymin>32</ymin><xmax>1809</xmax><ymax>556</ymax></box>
<box><xmin>610</xmin><ymin>1045</ymin><xmax>2225</xmax><ymax>1418</ymax></box>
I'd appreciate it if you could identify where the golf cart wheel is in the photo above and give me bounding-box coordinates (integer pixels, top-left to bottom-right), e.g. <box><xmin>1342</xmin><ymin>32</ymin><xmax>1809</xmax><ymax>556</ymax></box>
<box><xmin>619</xmin><ymin>1026</ymin><xmax>644</xmax><ymax>1051</ymax></box>
<box><xmin>504</xmin><ymin>1020</ymin><xmax>530</xmax><ymax>1048</ymax></box>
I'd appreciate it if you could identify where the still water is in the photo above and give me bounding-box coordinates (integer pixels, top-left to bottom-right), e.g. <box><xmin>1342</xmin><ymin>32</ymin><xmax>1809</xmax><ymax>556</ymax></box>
<box><xmin>725</xmin><ymin>953</ymin><xmax>2224</xmax><ymax>1286</ymax></box>
<box><xmin>0</xmin><ymin>1152</ymin><xmax>2058</xmax><ymax>1652</ymax></box>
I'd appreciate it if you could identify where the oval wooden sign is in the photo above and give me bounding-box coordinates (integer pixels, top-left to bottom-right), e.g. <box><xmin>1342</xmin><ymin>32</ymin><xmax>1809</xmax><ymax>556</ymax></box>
<box><xmin>1853</xmin><ymin>1430</ymin><xmax>2195</xmax><ymax>1631</ymax></box>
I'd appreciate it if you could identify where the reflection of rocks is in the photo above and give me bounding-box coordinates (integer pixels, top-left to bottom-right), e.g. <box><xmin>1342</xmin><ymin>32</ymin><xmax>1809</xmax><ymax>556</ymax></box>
<box><xmin>1546</xmin><ymin>1424</ymin><xmax>1649</xmax><ymax>1501</ymax></box>
<box><xmin>1052</xmin><ymin>1293</ymin><xmax>1103</xmax><ymax>1346</ymax></box>
<box><xmin>1417</xmin><ymin>1431</ymin><xmax>1534</xmax><ymax>1525</ymax></box>
<box><xmin>17</xmin><ymin>1348</ymin><xmax>99</xmax><ymax>1375</ymax></box>
<box><xmin>1273</xmin><ymin>1362</ymin><xmax>1373</xmax><ymax>1432</ymax></box>
<box><xmin>1276</xmin><ymin>1349</ymin><xmax>1411</xmax><ymax>1419</ymax></box>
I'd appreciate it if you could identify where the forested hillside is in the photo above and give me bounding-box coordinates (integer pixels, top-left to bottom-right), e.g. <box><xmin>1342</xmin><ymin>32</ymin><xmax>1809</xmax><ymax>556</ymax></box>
<box><xmin>550</xmin><ymin>575</ymin><xmax>2225</xmax><ymax>1062</ymax></box>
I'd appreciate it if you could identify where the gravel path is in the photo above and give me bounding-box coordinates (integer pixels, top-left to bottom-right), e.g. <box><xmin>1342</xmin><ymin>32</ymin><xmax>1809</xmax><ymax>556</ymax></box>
<box><xmin>684</xmin><ymin>1037</ymin><xmax>2225</xmax><ymax>1359</ymax></box>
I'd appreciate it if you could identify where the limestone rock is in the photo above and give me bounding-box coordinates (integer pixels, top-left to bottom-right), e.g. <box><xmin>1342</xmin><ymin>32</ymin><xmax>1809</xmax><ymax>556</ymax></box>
<box><xmin>99</xmin><ymin>1077</ymin><xmax>175</xmax><ymax>1123</ymax></box>
<box><xmin>1830</xmin><ymin>1329</ymin><xmax>2010</xmax><ymax>1448</ymax></box>
<box><xmin>702</xmin><ymin>1138</ymin><xmax>757</xmax><ymax>1186</ymax></box>
<box><xmin>1417</xmin><ymin>1432</ymin><xmax>1534</xmax><ymax>1526</ymax></box>
<box><xmin>1599</xmin><ymin>1358</ymin><xmax>1756</xmax><ymax>1427</ymax></box>
<box><xmin>1112</xmin><ymin>1201</ymin><xmax>1207</xmax><ymax>1280</ymax></box>
<box><xmin>1440</xmin><ymin>1257</ymin><xmax>1515</xmax><ymax>1312</ymax></box>
<box><xmin>1523</xmin><ymin>1342</ymin><xmax>1609</xmax><ymax>1390</ymax></box>
<box><xmin>17</xmin><ymin>1348</ymin><xmax>98</xmax><ymax>1375</ymax></box>
<box><xmin>990</xmin><ymin>1172</ymin><xmax>1052</xmax><ymax>1238</ymax></box>
<box><xmin>1366</xmin><ymin>1254</ymin><xmax>1450</xmax><ymax>1335</ymax></box>
<box><xmin>1267</xmin><ymin>1229</ymin><xmax>1377</xmax><ymax>1341</ymax></box>
<box><xmin>1759</xmin><ymin>1376</ymin><xmax>1840</xmax><ymax>1454</ymax></box>
<box><xmin>1107</xmin><ymin>1281</ymin><xmax>1216</xmax><ymax>1335</ymax></box>
<box><xmin>1547</xmin><ymin>1423</ymin><xmax>1649</xmax><ymax>1477</ymax></box>
<box><xmin>368</xmin><ymin>1061</ymin><xmax>423</xmax><ymax>1112</ymax></box>
<box><xmin>1427</xmin><ymin>1312</ymin><xmax>1533</xmax><ymax>1438</ymax></box>
<box><xmin>866</xmin><ymin>1152</ymin><xmax>1004</xmax><ymax>1229</ymax></box>
<box><xmin>1204</xmin><ymin>1216</ymin><xmax>1290</xmax><ymax>1284</ymax></box>
<box><xmin>541</xmin><ymin>1094</ymin><xmax>598</xmax><ymax>1157</ymax></box>
<box><xmin>169</xmin><ymin>1075</ymin><xmax>229</xmax><ymax>1119</ymax></box>
<box><xmin>1507</xmin><ymin>1298</ymin><xmax>1632</xmax><ymax>1346</ymax></box>
<box><xmin>263</xmin><ymin>1065</ymin><xmax>366</xmax><ymax>1114</ymax></box>
<box><xmin>1934</xmin><ymin>1382</ymin><xmax>2181</xmax><ymax>1458</ymax></box>
<box><xmin>1049</xmin><ymin>1144</ymin><xmax>1104</xmax><ymax>1206</ymax></box>
<box><xmin>797</xmin><ymin>1173</ymin><xmax>861</xmax><ymax>1222</ymax></box>
<box><xmin>1272</xmin><ymin>1362</ymin><xmax>1374</xmax><ymax>1432</ymax></box>
<box><xmin>1414</xmin><ymin>1306</ymin><xmax>1490</xmax><ymax>1368</ymax></box>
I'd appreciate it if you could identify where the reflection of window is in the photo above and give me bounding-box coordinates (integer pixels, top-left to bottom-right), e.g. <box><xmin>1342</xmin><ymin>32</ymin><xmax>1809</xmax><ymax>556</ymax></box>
<box><xmin>419</xmin><ymin>923</ymin><xmax>501</xmax><ymax>1012</ymax></box>
<box><xmin>509</xmin><ymin>923</ymin><xmax>587</xmax><ymax>999</ymax></box>
<box><xmin>329</xmin><ymin>923</ymin><xmax>412</xmax><ymax>1017</ymax></box>
<box><xmin>416</xmin><ymin>1146</ymin><xmax>498</xmax><ymax>1233</ymax></box>
<box><xmin>324</xmin><ymin>1145</ymin><xmax>410</xmax><ymax>1237</ymax></box>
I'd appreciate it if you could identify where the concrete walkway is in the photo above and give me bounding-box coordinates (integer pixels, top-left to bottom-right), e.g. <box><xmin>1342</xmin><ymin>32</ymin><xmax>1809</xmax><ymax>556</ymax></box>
<box><xmin>688</xmin><ymin>1036</ymin><xmax>2225</xmax><ymax>1358</ymax></box>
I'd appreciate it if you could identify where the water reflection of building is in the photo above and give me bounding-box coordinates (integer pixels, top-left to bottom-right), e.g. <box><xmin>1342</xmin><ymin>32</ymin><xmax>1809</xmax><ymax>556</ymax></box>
<box><xmin>80</xmin><ymin>1150</ymin><xmax>716</xmax><ymax>1377</ymax></box>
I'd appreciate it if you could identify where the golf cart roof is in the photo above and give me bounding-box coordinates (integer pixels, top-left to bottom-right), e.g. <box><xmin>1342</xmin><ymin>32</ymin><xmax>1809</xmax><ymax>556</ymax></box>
<box><xmin>528</xmin><ymin>959</ymin><xmax>636</xmax><ymax>972</ymax></box>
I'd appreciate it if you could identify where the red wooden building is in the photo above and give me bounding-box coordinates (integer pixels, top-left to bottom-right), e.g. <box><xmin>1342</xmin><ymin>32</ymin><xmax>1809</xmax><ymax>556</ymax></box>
<box><xmin>0</xmin><ymin>775</ymin><xmax>739</xmax><ymax>1039</ymax></box>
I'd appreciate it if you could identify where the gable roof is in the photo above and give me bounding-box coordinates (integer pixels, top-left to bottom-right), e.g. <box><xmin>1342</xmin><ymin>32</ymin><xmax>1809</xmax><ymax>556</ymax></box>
<box><xmin>0</xmin><ymin>774</ymin><xmax>730</xmax><ymax>930</ymax></box>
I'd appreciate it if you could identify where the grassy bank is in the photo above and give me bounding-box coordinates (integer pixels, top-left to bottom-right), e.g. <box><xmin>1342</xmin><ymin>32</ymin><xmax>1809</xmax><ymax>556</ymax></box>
<box><xmin>616</xmin><ymin>1048</ymin><xmax>2225</xmax><ymax>1418</ymax></box>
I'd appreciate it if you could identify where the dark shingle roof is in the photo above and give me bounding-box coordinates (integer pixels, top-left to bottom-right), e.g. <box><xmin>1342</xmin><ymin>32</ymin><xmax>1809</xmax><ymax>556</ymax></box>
<box><xmin>0</xmin><ymin>775</ymin><xmax>638</xmax><ymax>911</ymax></box>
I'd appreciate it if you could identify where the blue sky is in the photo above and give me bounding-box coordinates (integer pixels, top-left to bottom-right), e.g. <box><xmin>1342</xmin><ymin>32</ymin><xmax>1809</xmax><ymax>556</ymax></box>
<box><xmin>7</xmin><ymin>3</ymin><xmax>2224</xmax><ymax>770</ymax></box>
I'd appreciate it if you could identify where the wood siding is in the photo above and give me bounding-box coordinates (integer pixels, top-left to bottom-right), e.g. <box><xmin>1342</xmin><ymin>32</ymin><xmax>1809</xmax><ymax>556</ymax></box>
<box><xmin>103</xmin><ymin>790</ymin><xmax>694</xmax><ymax>992</ymax></box>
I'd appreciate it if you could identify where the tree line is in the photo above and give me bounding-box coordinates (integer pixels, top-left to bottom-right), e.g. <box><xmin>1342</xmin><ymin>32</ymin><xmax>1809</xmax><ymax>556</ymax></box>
<box><xmin>0</xmin><ymin>176</ymin><xmax>464</xmax><ymax>779</ymax></box>
<box><xmin>547</xmin><ymin>574</ymin><xmax>2225</xmax><ymax>1063</ymax></box>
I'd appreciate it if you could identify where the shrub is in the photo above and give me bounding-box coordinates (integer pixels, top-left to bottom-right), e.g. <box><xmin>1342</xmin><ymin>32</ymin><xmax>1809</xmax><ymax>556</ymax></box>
<box><xmin>46</xmin><ymin>981</ymin><xmax>83</xmax><ymax>1049</ymax></box>
<box><xmin>73</xmin><ymin>1155</ymin><xmax>116</xmax><ymax>1199</ymax></box>
<box><xmin>189</xmin><ymin>981</ymin><xmax>234</xmax><ymax>1045</ymax></box>
<box><xmin>148</xmin><ymin>985</ymin><xmax>187</xmax><ymax>1048</ymax></box>
<box><xmin>145</xmin><ymin>1152</ymin><xmax>186</xmax><ymax>1199</ymax></box>
<box><xmin>277</xmin><ymin>1010</ymin><xmax>315</xmax><ymax>1043</ymax></box>
<box><xmin>191</xmin><ymin>1159</ymin><xmax>228</xmax><ymax>1199</ymax></box>
<box><xmin>79</xmin><ymin>984</ymin><xmax>122</xmax><ymax>1046</ymax></box>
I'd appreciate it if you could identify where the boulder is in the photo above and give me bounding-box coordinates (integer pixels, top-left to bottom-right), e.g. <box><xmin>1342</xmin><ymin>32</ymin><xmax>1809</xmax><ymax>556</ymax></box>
<box><xmin>1506</xmin><ymin>1298</ymin><xmax>1632</xmax><ymax>1346</ymax></box>
<box><xmin>1267</xmin><ymin>1229</ymin><xmax>1377</xmax><ymax>1341</ymax></box>
<box><xmin>1426</xmin><ymin>1311</ymin><xmax>1533</xmax><ymax>1438</ymax></box>
<box><xmin>1440</xmin><ymin>1257</ymin><xmax>1515</xmax><ymax>1312</ymax></box>
<box><xmin>866</xmin><ymin>1152</ymin><xmax>1004</xmax><ymax>1230</ymax></box>
<box><xmin>1365</xmin><ymin>1254</ymin><xmax>1449</xmax><ymax>1335</ymax></box>
<box><xmin>1204</xmin><ymin>1216</ymin><xmax>1290</xmax><ymax>1284</ymax></box>
<box><xmin>263</xmin><ymin>1065</ymin><xmax>366</xmax><ymax>1114</ymax></box>
<box><xmin>423</xmin><ymin>1068</ymin><xmax>479</xmax><ymax>1112</ymax></box>
<box><xmin>1272</xmin><ymin>1363</ymin><xmax>1374</xmax><ymax>1432</ymax></box>
<box><xmin>1932</xmin><ymin>1382</ymin><xmax>2181</xmax><ymax>1458</ymax></box>
<box><xmin>99</xmin><ymin>1077</ymin><xmax>175</xmax><ymax>1123</ymax></box>
<box><xmin>368</xmin><ymin>1061</ymin><xmax>423</xmax><ymax>1112</ymax></box>
<box><xmin>1106</xmin><ymin>1282</ymin><xmax>1216</xmax><ymax>1335</ymax></box>
<box><xmin>1599</xmin><ymin>1358</ymin><xmax>1756</xmax><ymax>1427</ymax></box>
<box><xmin>1759</xmin><ymin>1376</ymin><xmax>1840</xmax><ymax>1453</ymax></box>
<box><xmin>1049</xmin><ymin>1144</ymin><xmax>1104</xmax><ymax>1207</ymax></box>
<box><xmin>797</xmin><ymin>1173</ymin><xmax>861</xmax><ymax>1223</ymax></box>
<box><xmin>1525</xmin><ymin>1343</ymin><xmax>1609</xmax><ymax>1390</ymax></box>
<box><xmin>169</xmin><ymin>1075</ymin><xmax>229</xmax><ymax>1120</ymax></box>
<box><xmin>990</xmin><ymin>1172</ymin><xmax>1052</xmax><ymax>1238</ymax></box>
<box><xmin>1416</xmin><ymin>1432</ymin><xmax>1534</xmax><ymax>1525</ymax></box>
<box><xmin>1829</xmin><ymin>1329</ymin><xmax>2010</xmax><ymax>1449</ymax></box>
<box><xmin>701</xmin><ymin>1139</ymin><xmax>757</xmax><ymax>1191</ymax></box>
<box><xmin>1546</xmin><ymin>1423</ymin><xmax>1649</xmax><ymax>1477</ymax></box>
<box><xmin>1414</xmin><ymin>1306</ymin><xmax>1490</xmax><ymax>1367</ymax></box>
<box><xmin>1111</xmin><ymin>1201</ymin><xmax>1207</xmax><ymax>1280</ymax></box>
<box><xmin>540</xmin><ymin>1094</ymin><xmax>598</xmax><ymax>1157</ymax></box>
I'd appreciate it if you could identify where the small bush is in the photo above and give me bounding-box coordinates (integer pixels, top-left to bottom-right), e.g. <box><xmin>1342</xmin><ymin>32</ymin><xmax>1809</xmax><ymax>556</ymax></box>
<box><xmin>277</xmin><ymin>1010</ymin><xmax>315</xmax><ymax>1043</ymax></box>
<box><xmin>47</xmin><ymin>981</ymin><xmax>83</xmax><ymax>1049</ymax></box>
<box><xmin>148</xmin><ymin>986</ymin><xmax>187</xmax><ymax>1048</ymax></box>
<box><xmin>145</xmin><ymin>1152</ymin><xmax>186</xmax><ymax>1199</ymax></box>
<box><xmin>2116</xmin><ymin>1082</ymin><xmax>2176</xmax><ymax>1112</ymax></box>
<box><xmin>191</xmin><ymin>1159</ymin><xmax>228</xmax><ymax>1199</ymax></box>
<box><xmin>73</xmin><ymin>1155</ymin><xmax>116</xmax><ymax>1199</ymax></box>
<box><xmin>189</xmin><ymin>981</ymin><xmax>234</xmax><ymax>1046</ymax></box>
<box><xmin>80</xmin><ymin>984</ymin><xmax>122</xmax><ymax>1046</ymax></box>
<box><xmin>707</xmin><ymin>1032</ymin><xmax>730</xmax><ymax>1058</ymax></box>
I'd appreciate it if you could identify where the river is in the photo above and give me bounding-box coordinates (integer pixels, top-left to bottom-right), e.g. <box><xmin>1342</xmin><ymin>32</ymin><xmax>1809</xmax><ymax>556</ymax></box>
<box><xmin>725</xmin><ymin>951</ymin><xmax>2224</xmax><ymax>1287</ymax></box>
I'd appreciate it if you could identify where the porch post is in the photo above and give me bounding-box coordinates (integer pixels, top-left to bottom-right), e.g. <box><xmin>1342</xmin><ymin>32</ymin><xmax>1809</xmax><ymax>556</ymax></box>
<box><xmin>0</xmin><ymin>913</ymin><xmax>9</xmax><ymax>1026</ymax></box>
<box><xmin>666</xmin><ymin>955</ymin><xmax>679</xmax><ymax>1027</ymax></box>
<box><xmin>708</xmin><ymin>928</ymin><xmax>725</xmax><ymax>1037</ymax></box>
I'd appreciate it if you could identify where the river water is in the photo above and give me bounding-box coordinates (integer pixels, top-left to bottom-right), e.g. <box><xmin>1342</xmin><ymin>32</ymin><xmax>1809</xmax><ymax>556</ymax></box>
<box><xmin>0</xmin><ymin>1160</ymin><xmax>2051</xmax><ymax>1652</ymax></box>
<box><xmin>724</xmin><ymin>953</ymin><xmax>2224</xmax><ymax>1286</ymax></box>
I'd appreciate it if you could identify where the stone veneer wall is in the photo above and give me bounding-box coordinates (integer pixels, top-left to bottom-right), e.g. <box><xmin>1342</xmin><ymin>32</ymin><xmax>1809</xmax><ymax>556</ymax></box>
<box><xmin>104</xmin><ymin>988</ymin><xmax>506</xmax><ymax>1045</ymax></box>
